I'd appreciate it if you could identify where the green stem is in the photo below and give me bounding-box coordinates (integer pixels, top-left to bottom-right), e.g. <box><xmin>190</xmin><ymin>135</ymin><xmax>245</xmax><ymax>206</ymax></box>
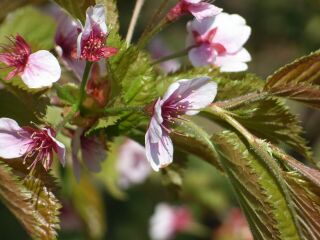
<box><xmin>209</xmin><ymin>105</ymin><xmax>303</xmax><ymax>239</ymax></box>
<box><xmin>55</xmin><ymin>62</ymin><xmax>92</xmax><ymax>133</ymax></box>
<box><xmin>78</xmin><ymin>62</ymin><xmax>93</xmax><ymax>109</ymax></box>
<box><xmin>212</xmin><ymin>91</ymin><xmax>269</xmax><ymax>109</ymax></box>
<box><xmin>152</xmin><ymin>45</ymin><xmax>197</xmax><ymax>65</ymax></box>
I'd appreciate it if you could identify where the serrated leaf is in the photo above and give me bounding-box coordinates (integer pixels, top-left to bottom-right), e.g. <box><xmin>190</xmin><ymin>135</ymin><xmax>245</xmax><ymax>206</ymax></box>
<box><xmin>264</xmin><ymin>50</ymin><xmax>320</xmax><ymax>108</ymax></box>
<box><xmin>157</xmin><ymin>67</ymin><xmax>264</xmax><ymax>100</ymax></box>
<box><xmin>285</xmin><ymin>171</ymin><xmax>320</xmax><ymax>240</ymax></box>
<box><xmin>0</xmin><ymin>160</ymin><xmax>61</xmax><ymax>240</ymax></box>
<box><xmin>0</xmin><ymin>6</ymin><xmax>56</xmax><ymax>50</ymax></box>
<box><xmin>205</xmin><ymin>97</ymin><xmax>312</xmax><ymax>162</ymax></box>
<box><xmin>171</xmin><ymin>119</ymin><xmax>223</xmax><ymax>171</ymax></box>
<box><xmin>115</xmin><ymin>47</ymin><xmax>158</xmax><ymax>105</ymax></box>
<box><xmin>53</xmin><ymin>0</ymin><xmax>95</xmax><ymax>22</ymax></box>
<box><xmin>86</xmin><ymin>115</ymin><xmax>121</xmax><ymax>136</ymax></box>
<box><xmin>213</xmin><ymin>131</ymin><xmax>300</xmax><ymax>240</ymax></box>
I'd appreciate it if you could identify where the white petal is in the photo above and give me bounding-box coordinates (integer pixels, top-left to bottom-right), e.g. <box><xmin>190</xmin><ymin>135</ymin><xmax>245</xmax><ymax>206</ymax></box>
<box><xmin>117</xmin><ymin>139</ymin><xmax>151</xmax><ymax>189</ymax></box>
<box><xmin>145</xmin><ymin>125</ymin><xmax>173</xmax><ymax>172</ymax></box>
<box><xmin>149</xmin><ymin>203</ymin><xmax>175</xmax><ymax>240</ymax></box>
<box><xmin>188</xmin><ymin>2</ymin><xmax>222</xmax><ymax>20</ymax></box>
<box><xmin>21</xmin><ymin>50</ymin><xmax>61</xmax><ymax>89</ymax></box>
<box><xmin>215</xmin><ymin>48</ymin><xmax>251</xmax><ymax>72</ymax></box>
<box><xmin>83</xmin><ymin>4</ymin><xmax>107</xmax><ymax>38</ymax></box>
<box><xmin>0</xmin><ymin>118</ymin><xmax>31</xmax><ymax>158</ymax></box>
<box><xmin>213</xmin><ymin>13</ymin><xmax>251</xmax><ymax>53</ymax></box>
<box><xmin>46</xmin><ymin>128</ymin><xmax>66</xmax><ymax>166</ymax></box>
<box><xmin>163</xmin><ymin>77</ymin><xmax>217</xmax><ymax>115</ymax></box>
<box><xmin>187</xmin><ymin>17</ymin><xmax>216</xmax><ymax>36</ymax></box>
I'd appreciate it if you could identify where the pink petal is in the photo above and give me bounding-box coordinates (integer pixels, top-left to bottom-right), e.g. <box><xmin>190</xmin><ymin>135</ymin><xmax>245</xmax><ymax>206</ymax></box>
<box><xmin>46</xmin><ymin>128</ymin><xmax>66</xmax><ymax>166</ymax></box>
<box><xmin>0</xmin><ymin>118</ymin><xmax>31</xmax><ymax>158</ymax></box>
<box><xmin>117</xmin><ymin>139</ymin><xmax>151</xmax><ymax>189</ymax></box>
<box><xmin>149</xmin><ymin>99</ymin><xmax>164</xmax><ymax>143</ymax></box>
<box><xmin>216</xmin><ymin>48</ymin><xmax>251</xmax><ymax>72</ymax></box>
<box><xmin>145</xmin><ymin>120</ymin><xmax>173</xmax><ymax>172</ymax></box>
<box><xmin>188</xmin><ymin>2</ymin><xmax>222</xmax><ymax>20</ymax></box>
<box><xmin>163</xmin><ymin>77</ymin><xmax>217</xmax><ymax>115</ymax></box>
<box><xmin>149</xmin><ymin>203</ymin><xmax>176</xmax><ymax>240</ymax></box>
<box><xmin>188</xmin><ymin>44</ymin><xmax>216</xmax><ymax>67</ymax></box>
<box><xmin>83</xmin><ymin>5</ymin><xmax>107</xmax><ymax>39</ymax></box>
<box><xmin>187</xmin><ymin>16</ymin><xmax>215</xmax><ymax>36</ymax></box>
<box><xmin>21</xmin><ymin>50</ymin><xmax>61</xmax><ymax>88</ymax></box>
<box><xmin>213</xmin><ymin>13</ymin><xmax>251</xmax><ymax>53</ymax></box>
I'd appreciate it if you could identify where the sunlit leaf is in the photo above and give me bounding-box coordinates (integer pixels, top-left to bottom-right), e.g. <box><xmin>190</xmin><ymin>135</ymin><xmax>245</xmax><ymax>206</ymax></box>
<box><xmin>264</xmin><ymin>50</ymin><xmax>320</xmax><ymax>108</ymax></box>
<box><xmin>213</xmin><ymin>131</ymin><xmax>300</xmax><ymax>240</ymax></box>
<box><xmin>171</xmin><ymin>119</ymin><xmax>223</xmax><ymax>171</ymax></box>
<box><xmin>0</xmin><ymin>6</ymin><xmax>56</xmax><ymax>50</ymax></box>
<box><xmin>0</xmin><ymin>160</ymin><xmax>61</xmax><ymax>240</ymax></box>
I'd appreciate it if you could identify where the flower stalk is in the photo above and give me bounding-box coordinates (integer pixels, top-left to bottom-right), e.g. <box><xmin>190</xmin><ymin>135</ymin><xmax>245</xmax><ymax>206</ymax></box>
<box><xmin>126</xmin><ymin>0</ymin><xmax>146</xmax><ymax>44</ymax></box>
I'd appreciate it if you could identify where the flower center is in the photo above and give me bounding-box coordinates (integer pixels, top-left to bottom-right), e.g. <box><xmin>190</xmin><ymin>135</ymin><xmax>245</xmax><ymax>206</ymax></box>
<box><xmin>80</xmin><ymin>31</ymin><xmax>106</xmax><ymax>62</ymax></box>
<box><xmin>193</xmin><ymin>28</ymin><xmax>227</xmax><ymax>55</ymax></box>
<box><xmin>0</xmin><ymin>35</ymin><xmax>31</xmax><ymax>78</ymax></box>
<box><xmin>23</xmin><ymin>128</ymin><xmax>56</xmax><ymax>171</ymax></box>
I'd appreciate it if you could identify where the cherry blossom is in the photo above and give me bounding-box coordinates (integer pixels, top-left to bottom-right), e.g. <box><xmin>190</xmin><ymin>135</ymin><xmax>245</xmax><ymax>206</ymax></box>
<box><xmin>77</xmin><ymin>5</ymin><xmax>118</xmax><ymax>62</ymax></box>
<box><xmin>187</xmin><ymin>13</ymin><xmax>251</xmax><ymax>72</ymax></box>
<box><xmin>0</xmin><ymin>118</ymin><xmax>65</xmax><ymax>171</ymax></box>
<box><xmin>0</xmin><ymin>35</ymin><xmax>61</xmax><ymax>88</ymax></box>
<box><xmin>167</xmin><ymin>0</ymin><xmax>222</xmax><ymax>22</ymax></box>
<box><xmin>71</xmin><ymin>127</ymin><xmax>106</xmax><ymax>181</ymax></box>
<box><xmin>54</xmin><ymin>6</ymin><xmax>85</xmax><ymax>80</ymax></box>
<box><xmin>145</xmin><ymin>77</ymin><xmax>217</xmax><ymax>171</ymax></box>
<box><xmin>149</xmin><ymin>203</ymin><xmax>192</xmax><ymax>240</ymax></box>
<box><xmin>116</xmin><ymin>139</ymin><xmax>151</xmax><ymax>189</ymax></box>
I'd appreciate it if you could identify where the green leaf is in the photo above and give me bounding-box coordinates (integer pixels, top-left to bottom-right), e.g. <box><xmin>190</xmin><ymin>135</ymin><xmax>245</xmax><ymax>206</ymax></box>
<box><xmin>53</xmin><ymin>0</ymin><xmax>95</xmax><ymax>22</ymax></box>
<box><xmin>54</xmin><ymin>83</ymin><xmax>79</xmax><ymax>105</ymax></box>
<box><xmin>157</xmin><ymin>67</ymin><xmax>264</xmax><ymax>100</ymax></box>
<box><xmin>171</xmin><ymin>119</ymin><xmax>223</xmax><ymax>171</ymax></box>
<box><xmin>285</xmin><ymin>171</ymin><xmax>320</xmax><ymax>239</ymax></box>
<box><xmin>213</xmin><ymin>131</ymin><xmax>300</xmax><ymax>240</ymax></box>
<box><xmin>0</xmin><ymin>6</ymin><xmax>56</xmax><ymax>50</ymax></box>
<box><xmin>264</xmin><ymin>50</ymin><xmax>320</xmax><ymax>108</ymax></box>
<box><xmin>0</xmin><ymin>160</ymin><xmax>61</xmax><ymax>240</ymax></box>
<box><xmin>115</xmin><ymin>47</ymin><xmax>158</xmax><ymax>105</ymax></box>
<box><xmin>86</xmin><ymin>115</ymin><xmax>121</xmax><ymax>136</ymax></box>
<box><xmin>0</xmin><ymin>88</ymin><xmax>49</xmax><ymax>124</ymax></box>
<box><xmin>204</xmin><ymin>97</ymin><xmax>312</xmax><ymax>162</ymax></box>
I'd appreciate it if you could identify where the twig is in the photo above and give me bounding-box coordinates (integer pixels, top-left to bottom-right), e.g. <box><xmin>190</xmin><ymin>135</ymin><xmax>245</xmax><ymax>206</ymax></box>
<box><xmin>126</xmin><ymin>0</ymin><xmax>146</xmax><ymax>44</ymax></box>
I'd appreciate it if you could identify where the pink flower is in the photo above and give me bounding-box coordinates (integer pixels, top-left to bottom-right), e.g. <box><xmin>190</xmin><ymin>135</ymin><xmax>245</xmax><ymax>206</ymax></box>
<box><xmin>116</xmin><ymin>139</ymin><xmax>151</xmax><ymax>189</ymax></box>
<box><xmin>215</xmin><ymin>208</ymin><xmax>253</xmax><ymax>240</ymax></box>
<box><xmin>0</xmin><ymin>35</ymin><xmax>61</xmax><ymax>88</ymax></box>
<box><xmin>167</xmin><ymin>0</ymin><xmax>222</xmax><ymax>22</ymax></box>
<box><xmin>71</xmin><ymin>127</ymin><xmax>106</xmax><ymax>181</ymax></box>
<box><xmin>0</xmin><ymin>118</ymin><xmax>65</xmax><ymax>171</ymax></box>
<box><xmin>77</xmin><ymin>5</ymin><xmax>118</xmax><ymax>62</ymax></box>
<box><xmin>54</xmin><ymin>7</ymin><xmax>85</xmax><ymax>80</ymax></box>
<box><xmin>187</xmin><ymin>13</ymin><xmax>251</xmax><ymax>72</ymax></box>
<box><xmin>149</xmin><ymin>203</ymin><xmax>192</xmax><ymax>240</ymax></box>
<box><xmin>145</xmin><ymin>77</ymin><xmax>217</xmax><ymax>171</ymax></box>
